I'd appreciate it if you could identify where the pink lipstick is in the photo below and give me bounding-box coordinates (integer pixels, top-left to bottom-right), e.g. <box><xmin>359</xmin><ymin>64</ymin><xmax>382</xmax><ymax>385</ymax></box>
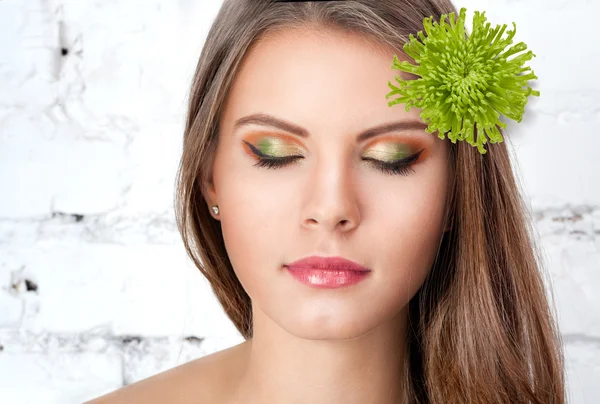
<box><xmin>284</xmin><ymin>256</ymin><xmax>371</xmax><ymax>289</ymax></box>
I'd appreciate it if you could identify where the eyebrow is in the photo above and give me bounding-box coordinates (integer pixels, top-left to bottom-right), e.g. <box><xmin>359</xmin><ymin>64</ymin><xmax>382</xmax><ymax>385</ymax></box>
<box><xmin>233</xmin><ymin>113</ymin><xmax>429</xmax><ymax>142</ymax></box>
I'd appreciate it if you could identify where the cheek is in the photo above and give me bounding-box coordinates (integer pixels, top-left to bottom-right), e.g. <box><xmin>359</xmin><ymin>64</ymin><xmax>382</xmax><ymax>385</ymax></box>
<box><xmin>370</xmin><ymin>175</ymin><xmax>448</xmax><ymax>296</ymax></box>
<box><xmin>217</xmin><ymin>173</ymin><xmax>290</xmax><ymax>290</ymax></box>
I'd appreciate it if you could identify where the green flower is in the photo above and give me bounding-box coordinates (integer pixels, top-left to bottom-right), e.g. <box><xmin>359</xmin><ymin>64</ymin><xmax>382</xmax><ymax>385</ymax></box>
<box><xmin>385</xmin><ymin>7</ymin><xmax>540</xmax><ymax>154</ymax></box>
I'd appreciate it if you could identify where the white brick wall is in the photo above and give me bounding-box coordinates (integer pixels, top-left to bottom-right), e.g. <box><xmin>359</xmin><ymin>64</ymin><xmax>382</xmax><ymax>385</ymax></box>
<box><xmin>0</xmin><ymin>0</ymin><xmax>598</xmax><ymax>402</ymax></box>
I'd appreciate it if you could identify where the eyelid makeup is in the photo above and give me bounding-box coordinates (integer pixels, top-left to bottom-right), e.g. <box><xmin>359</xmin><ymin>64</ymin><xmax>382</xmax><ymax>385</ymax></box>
<box><xmin>241</xmin><ymin>132</ymin><xmax>305</xmax><ymax>159</ymax></box>
<box><xmin>241</xmin><ymin>131</ymin><xmax>426</xmax><ymax>162</ymax></box>
<box><xmin>361</xmin><ymin>134</ymin><xmax>422</xmax><ymax>160</ymax></box>
<box><xmin>362</xmin><ymin>143</ymin><xmax>415</xmax><ymax>162</ymax></box>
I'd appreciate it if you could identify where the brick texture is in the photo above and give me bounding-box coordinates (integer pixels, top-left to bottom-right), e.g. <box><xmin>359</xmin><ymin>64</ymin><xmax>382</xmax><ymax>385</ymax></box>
<box><xmin>1</xmin><ymin>0</ymin><xmax>598</xmax><ymax>402</ymax></box>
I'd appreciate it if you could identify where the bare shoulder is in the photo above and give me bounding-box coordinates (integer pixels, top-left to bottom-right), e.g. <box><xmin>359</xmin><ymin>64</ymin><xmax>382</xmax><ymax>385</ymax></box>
<box><xmin>84</xmin><ymin>341</ymin><xmax>249</xmax><ymax>404</ymax></box>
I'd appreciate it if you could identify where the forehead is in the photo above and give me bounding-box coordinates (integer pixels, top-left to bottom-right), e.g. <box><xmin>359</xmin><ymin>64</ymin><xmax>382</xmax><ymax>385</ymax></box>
<box><xmin>220</xmin><ymin>26</ymin><xmax>426</xmax><ymax>134</ymax></box>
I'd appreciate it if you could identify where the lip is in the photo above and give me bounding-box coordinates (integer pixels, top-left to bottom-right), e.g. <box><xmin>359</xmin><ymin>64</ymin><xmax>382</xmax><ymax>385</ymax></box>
<box><xmin>284</xmin><ymin>256</ymin><xmax>371</xmax><ymax>289</ymax></box>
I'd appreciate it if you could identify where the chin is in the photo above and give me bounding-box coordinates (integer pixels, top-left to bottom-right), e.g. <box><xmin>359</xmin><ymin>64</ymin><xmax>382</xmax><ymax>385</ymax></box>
<box><xmin>274</xmin><ymin>303</ymin><xmax>390</xmax><ymax>341</ymax></box>
<box><xmin>285</xmin><ymin>324</ymin><xmax>378</xmax><ymax>341</ymax></box>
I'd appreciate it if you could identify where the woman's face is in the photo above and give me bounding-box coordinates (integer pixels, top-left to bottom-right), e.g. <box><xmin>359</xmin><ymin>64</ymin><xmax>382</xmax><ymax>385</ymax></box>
<box><xmin>204</xmin><ymin>26</ymin><xmax>451</xmax><ymax>339</ymax></box>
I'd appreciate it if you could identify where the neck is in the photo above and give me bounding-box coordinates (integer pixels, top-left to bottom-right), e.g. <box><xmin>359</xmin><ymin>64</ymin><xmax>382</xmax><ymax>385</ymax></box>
<box><xmin>230</xmin><ymin>307</ymin><xmax>408</xmax><ymax>404</ymax></box>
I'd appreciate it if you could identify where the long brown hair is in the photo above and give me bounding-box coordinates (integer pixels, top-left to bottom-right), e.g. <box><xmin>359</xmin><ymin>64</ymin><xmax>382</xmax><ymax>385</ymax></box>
<box><xmin>174</xmin><ymin>1</ymin><xmax>565</xmax><ymax>402</ymax></box>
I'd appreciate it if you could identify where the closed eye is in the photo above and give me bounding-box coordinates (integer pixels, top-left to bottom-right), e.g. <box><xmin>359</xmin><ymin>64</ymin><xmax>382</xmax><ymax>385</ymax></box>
<box><xmin>243</xmin><ymin>140</ymin><xmax>424</xmax><ymax>177</ymax></box>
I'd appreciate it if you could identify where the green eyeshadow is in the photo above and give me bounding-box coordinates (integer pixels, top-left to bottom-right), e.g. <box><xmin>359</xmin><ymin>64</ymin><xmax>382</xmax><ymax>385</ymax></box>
<box><xmin>253</xmin><ymin>137</ymin><xmax>415</xmax><ymax>163</ymax></box>
<box><xmin>362</xmin><ymin>143</ymin><xmax>414</xmax><ymax>162</ymax></box>
<box><xmin>257</xmin><ymin>138</ymin><xmax>303</xmax><ymax>157</ymax></box>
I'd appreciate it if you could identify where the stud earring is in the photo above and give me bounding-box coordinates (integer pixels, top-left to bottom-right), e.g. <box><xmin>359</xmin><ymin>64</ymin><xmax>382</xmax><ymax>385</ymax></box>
<box><xmin>211</xmin><ymin>205</ymin><xmax>219</xmax><ymax>215</ymax></box>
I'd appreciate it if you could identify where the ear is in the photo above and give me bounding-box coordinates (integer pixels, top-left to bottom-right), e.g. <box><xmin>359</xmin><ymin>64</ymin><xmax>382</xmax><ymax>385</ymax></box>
<box><xmin>200</xmin><ymin>171</ymin><xmax>219</xmax><ymax>218</ymax></box>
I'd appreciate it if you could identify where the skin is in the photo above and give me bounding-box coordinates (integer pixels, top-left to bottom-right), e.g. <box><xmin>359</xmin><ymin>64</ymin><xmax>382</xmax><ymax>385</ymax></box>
<box><xmin>85</xmin><ymin>24</ymin><xmax>451</xmax><ymax>404</ymax></box>
<box><xmin>204</xmin><ymin>26</ymin><xmax>451</xmax><ymax>404</ymax></box>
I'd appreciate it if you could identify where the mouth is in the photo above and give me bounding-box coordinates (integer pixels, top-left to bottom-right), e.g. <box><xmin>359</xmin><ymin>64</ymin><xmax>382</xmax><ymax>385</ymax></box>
<box><xmin>285</xmin><ymin>255</ymin><xmax>371</xmax><ymax>272</ymax></box>
<box><xmin>284</xmin><ymin>255</ymin><xmax>371</xmax><ymax>289</ymax></box>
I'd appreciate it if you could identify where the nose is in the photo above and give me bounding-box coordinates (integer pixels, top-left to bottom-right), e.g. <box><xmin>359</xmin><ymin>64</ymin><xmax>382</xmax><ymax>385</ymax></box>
<box><xmin>301</xmin><ymin>158</ymin><xmax>361</xmax><ymax>233</ymax></box>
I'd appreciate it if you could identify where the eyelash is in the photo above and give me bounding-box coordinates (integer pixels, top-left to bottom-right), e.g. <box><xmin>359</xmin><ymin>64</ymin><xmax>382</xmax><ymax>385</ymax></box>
<box><xmin>245</xmin><ymin>141</ymin><xmax>424</xmax><ymax>176</ymax></box>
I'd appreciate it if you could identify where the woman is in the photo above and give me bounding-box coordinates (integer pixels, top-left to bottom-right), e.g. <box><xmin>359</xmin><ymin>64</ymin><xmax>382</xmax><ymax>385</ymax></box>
<box><xmin>87</xmin><ymin>0</ymin><xmax>565</xmax><ymax>403</ymax></box>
